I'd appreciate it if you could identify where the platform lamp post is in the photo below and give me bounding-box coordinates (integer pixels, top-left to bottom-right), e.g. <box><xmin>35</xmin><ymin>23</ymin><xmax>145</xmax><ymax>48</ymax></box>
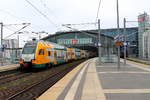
<box><xmin>116</xmin><ymin>0</ymin><xmax>120</xmax><ymax>69</ymax></box>
<box><xmin>123</xmin><ymin>18</ymin><xmax>127</xmax><ymax>65</ymax></box>
<box><xmin>123</xmin><ymin>19</ymin><xmax>138</xmax><ymax>65</ymax></box>
<box><xmin>98</xmin><ymin>19</ymin><xmax>101</xmax><ymax>64</ymax></box>
<box><xmin>0</xmin><ymin>22</ymin><xmax>3</xmax><ymax>66</ymax></box>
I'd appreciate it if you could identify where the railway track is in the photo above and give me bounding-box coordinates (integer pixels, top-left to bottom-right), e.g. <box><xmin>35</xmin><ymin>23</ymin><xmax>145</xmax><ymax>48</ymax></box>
<box><xmin>0</xmin><ymin>69</ymin><xmax>19</xmax><ymax>77</ymax></box>
<box><xmin>0</xmin><ymin>59</ymin><xmax>86</xmax><ymax>100</ymax></box>
<box><xmin>0</xmin><ymin>72</ymin><xmax>32</xmax><ymax>85</ymax></box>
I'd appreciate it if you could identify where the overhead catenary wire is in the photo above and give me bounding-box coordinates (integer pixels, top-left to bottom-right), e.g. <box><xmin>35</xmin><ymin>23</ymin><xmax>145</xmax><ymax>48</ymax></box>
<box><xmin>39</xmin><ymin>0</ymin><xmax>56</xmax><ymax>18</ymax></box>
<box><xmin>62</xmin><ymin>22</ymin><xmax>97</xmax><ymax>31</ymax></box>
<box><xmin>95</xmin><ymin>0</ymin><xmax>102</xmax><ymax>22</ymax></box>
<box><xmin>40</xmin><ymin>0</ymin><xmax>98</xmax><ymax>31</ymax></box>
<box><xmin>0</xmin><ymin>9</ymin><xmax>45</xmax><ymax>31</ymax></box>
<box><xmin>4</xmin><ymin>26</ymin><xmax>17</xmax><ymax>32</ymax></box>
<box><xmin>25</xmin><ymin>0</ymin><xmax>59</xmax><ymax>30</ymax></box>
<box><xmin>39</xmin><ymin>0</ymin><xmax>63</xmax><ymax>29</ymax></box>
<box><xmin>4</xmin><ymin>23</ymin><xmax>30</xmax><ymax>39</ymax></box>
<box><xmin>3</xmin><ymin>23</ymin><xmax>30</xmax><ymax>27</ymax></box>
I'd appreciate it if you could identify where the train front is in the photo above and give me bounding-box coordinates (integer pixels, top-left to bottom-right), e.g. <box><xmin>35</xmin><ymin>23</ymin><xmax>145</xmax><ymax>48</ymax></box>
<box><xmin>19</xmin><ymin>41</ymin><xmax>37</xmax><ymax>69</ymax></box>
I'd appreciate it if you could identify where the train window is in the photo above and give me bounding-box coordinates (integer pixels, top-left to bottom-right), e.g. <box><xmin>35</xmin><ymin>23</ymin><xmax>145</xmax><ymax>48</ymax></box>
<box><xmin>22</xmin><ymin>43</ymin><xmax>37</xmax><ymax>54</ymax></box>
<box><xmin>22</xmin><ymin>46</ymin><xmax>36</xmax><ymax>54</ymax></box>
<box><xmin>39</xmin><ymin>49</ymin><xmax>44</xmax><ymax>55</ymax></box>
<box><xmin>48</xmin><ymin>51</ymin><xmax>51</xmax><ymax>56</ymax></box>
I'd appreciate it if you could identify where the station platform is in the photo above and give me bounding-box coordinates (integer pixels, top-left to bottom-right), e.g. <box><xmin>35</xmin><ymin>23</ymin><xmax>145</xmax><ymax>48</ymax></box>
<box><xmin>0</xmin><ymin>64</ymin><xmax>19</xmax><ymax>72</ymax></box>
<box><xmin>37</xmin><ymin>57</ymin><xmax>150</xmax><ymax>100</ymax></box>
<box><xmin>127</xmin><ymin>57</ymin><xmax>150</xmax><ymax>65</ymax></box>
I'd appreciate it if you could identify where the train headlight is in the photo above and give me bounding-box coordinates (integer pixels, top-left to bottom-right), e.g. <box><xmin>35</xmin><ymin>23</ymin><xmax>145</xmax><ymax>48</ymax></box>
<box><xmin>19</xmin><ymin>58</ymin><xmax>24</xmax><ymax>64</ymax></box>
<box><xmin>20</xmin><ymin>58</ymin><xmax>23</xmax><ymax>61</ymax></box>
<box><xmin>31</xmin><ymin>59</ymin><xmax>36</xmax><ymax>64</ymax></box>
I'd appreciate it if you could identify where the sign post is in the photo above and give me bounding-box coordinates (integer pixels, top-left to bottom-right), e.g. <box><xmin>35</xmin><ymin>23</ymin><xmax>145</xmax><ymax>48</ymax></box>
<box><xmin>115</xmin><ymin>41</ymin><xmax>123</xmax><ymax>47</ymax></box>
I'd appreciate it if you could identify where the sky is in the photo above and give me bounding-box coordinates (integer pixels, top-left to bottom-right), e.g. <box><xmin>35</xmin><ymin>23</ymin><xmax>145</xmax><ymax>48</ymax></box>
<box><xmin>0</xmin><ymin>0</ymin><xmax>149</xmax><ymax>47</ymax></box>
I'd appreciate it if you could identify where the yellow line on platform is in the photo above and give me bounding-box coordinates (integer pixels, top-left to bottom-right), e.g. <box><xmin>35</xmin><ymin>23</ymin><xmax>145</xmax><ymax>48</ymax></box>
<box><xmin>104</xmin><ymin>89</ymin><xmax>150</xmax><ymax>93</ymax></box>
<box><xmin>81</xmin><ymin>58</ymin><xmax>106</xmax><ymax>100</ymax></box>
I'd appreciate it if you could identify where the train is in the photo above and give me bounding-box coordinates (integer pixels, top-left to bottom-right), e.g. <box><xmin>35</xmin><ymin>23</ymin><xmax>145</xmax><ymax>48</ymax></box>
<box><xmin>19</xmin><ymin>40</ymin><xmax>88</xmax><ymax>69</ymax></box>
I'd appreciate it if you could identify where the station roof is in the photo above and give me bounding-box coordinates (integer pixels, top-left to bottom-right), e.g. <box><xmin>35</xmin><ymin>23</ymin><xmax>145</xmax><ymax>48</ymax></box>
<box><xmin>43</xmin><ymin>29</ymin><xmax>114</xmax><ymax>40</ymax></box>
<box><xmin>43</xmin><ymin>27</ymin><xmax>138</xmax><ymax>40</ymax></box>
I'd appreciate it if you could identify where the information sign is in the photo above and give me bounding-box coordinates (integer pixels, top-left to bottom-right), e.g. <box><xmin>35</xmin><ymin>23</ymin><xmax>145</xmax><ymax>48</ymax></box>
<box><xmin>115</xmin><ymin>41</ymin><xmax>123</xmax><ymax>46</ymax></box>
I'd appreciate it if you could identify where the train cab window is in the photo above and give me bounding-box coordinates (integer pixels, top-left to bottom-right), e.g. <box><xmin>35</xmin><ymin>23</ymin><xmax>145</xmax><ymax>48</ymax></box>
<box><xmin>39</xmin><ymin>49</ymin><xmax>44</xmax><ymax>55</ymax></box>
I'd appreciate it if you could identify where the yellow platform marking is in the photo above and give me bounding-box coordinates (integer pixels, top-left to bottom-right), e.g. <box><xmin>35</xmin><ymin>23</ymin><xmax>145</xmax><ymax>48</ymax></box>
<box><xmin>98</xmin><ymin>72</ymin><xmax>150</xmax><ymax>74</ymax></box>
<box><xmin>81</xmin><ymin>58</ymin><xmax>106</xmax><ymax>100</ymax></box>
<box><xmin>104</xmin><ymin>89</ymin><xmax>150</xmax><ymax>93</ymax></box>
<box><xmin>37</xmin><ymin>59</ymin><xmax>91</xmax><ymax>100</ymax></box>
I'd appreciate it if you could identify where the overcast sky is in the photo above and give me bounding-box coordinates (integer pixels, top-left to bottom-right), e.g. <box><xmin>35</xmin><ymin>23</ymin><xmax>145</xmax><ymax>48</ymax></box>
<box><xmin>0</xmin><ymin>0</ymin><xmax>149</xmax><ymax>47</ymax></box>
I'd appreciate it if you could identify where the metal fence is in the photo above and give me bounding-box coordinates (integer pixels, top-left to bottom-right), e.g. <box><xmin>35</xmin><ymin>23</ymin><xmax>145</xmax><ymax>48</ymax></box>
<box><xmin>0</xmin><ymin>48</ymin><xmax>22</xmax><ymax>66</ymax></box>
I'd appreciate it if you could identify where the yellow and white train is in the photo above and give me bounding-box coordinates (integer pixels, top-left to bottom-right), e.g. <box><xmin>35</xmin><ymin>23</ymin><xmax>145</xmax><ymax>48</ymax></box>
<box><xmin>19</xmin><ymin>40</ymin><xmax>87</xmax><ymax>69</ymax></box>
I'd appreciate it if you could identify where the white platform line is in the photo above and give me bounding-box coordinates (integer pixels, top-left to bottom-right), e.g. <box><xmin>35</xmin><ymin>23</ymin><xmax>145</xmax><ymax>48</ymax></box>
<box><xmin>104</xmin><ymin>89</ymin><xmax>150</xmax><ymax>93</ymax></box>
<box><xmin>98</xmin><ymin>72</ymin><xmax>150</xmax><ymax>74</ymax></box>
<box><xmin>127</xmin><ymin>62</ymin><xmax>150</xmax><ymax>72</ymax></box>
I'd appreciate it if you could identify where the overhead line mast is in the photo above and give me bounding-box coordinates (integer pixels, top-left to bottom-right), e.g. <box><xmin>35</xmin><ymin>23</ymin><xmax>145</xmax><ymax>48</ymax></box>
<box><xmin>95</xmin><ymin>0</ymin><xmax>102</xmax><ymax>22</ymax></box>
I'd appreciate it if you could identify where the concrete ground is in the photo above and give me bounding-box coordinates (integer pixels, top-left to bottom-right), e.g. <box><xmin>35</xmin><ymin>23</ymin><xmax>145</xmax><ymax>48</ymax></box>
<box><xmin>0</xmin><ymin>64</ymin><xmax>19</xmax><ymax>72</ymax></box>
<box><xmin>37</xmin><ymin>58</ymin><xmax>150</xmax><ymax>100</ymax></box>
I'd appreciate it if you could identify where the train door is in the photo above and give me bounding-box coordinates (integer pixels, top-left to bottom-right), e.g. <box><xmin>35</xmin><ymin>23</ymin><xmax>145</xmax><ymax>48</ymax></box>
<box><xmin>54</xmin><ymin>50</ymin><xmax>57</xmax><ymax>65</ymax></box>
<box><xmin>65</xmin><ymin>50</ymin><xmax>68</xmax><ymax>62</ymax></box>
<box><xmin>63</xmin><ymin>50</ymin><xmax>67</xmax><ymax>62</ymax></box>
<box><xmin>51</xmin><ymin>50</ymin><xmax>54</xmax><ymax>62</ymax></box>
<box><xmin>47</xmin><ymin>48</ymin><xmax>54</xmax><ymax>64</ymax></box>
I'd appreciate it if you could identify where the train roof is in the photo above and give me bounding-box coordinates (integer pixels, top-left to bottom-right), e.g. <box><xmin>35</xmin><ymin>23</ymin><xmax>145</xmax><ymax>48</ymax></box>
<box><xmin>25</xmin><ymin>40</ymin><xmax>83</xmax><ymax>51</ymax></box>
<box><xmin>46</xmin><ymin>41</ymin><xmax>67</xmax><ymax>50</ymax></box>
<box><xmin>37</xmin><ymin>40</ymin><xmax>67</xmax><ymax>50</ymax></box>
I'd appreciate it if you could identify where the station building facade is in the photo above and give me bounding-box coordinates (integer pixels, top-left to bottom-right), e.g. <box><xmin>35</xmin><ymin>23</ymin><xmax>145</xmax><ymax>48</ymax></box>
<box><xmin>43</xmin><ymin>30</ymin><xmax>115</xmax><ymax>57</ymax></box>
<box><xmin>43</xmin><ymin>27</ymin><xmax>138</xmax><ymax>57</ymax></box>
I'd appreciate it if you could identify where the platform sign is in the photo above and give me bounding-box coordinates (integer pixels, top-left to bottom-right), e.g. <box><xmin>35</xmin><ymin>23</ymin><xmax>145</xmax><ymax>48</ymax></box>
<box><xmin>115</xmin><ymin>41</ymin><xmax>123</xmax><ymax>46</ymax></box>
<box><xmin>72</xmin><ymin>40</ymin><xmax>78</xmax><ymax>44</ymax></box>
<box><xmin>98</xmin><ymin>43</ymin><xmax>101</xmax><ymax>46</ymax></box>
<box><xmin>123</xmin><ymin>42</ymin><xmax>127</xmax><ymax>46</ymax></box>
<box><xmin>57</xmin><ymin>38</ymin><xmax>92</xmax><ymax>45</ymax></box>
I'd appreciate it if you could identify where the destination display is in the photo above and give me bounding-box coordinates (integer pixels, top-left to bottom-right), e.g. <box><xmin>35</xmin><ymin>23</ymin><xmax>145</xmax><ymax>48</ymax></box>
<box><xmin>57</xmin><ymin>38</ymin><xmax>92</xmax><ymax>45</ymax></box>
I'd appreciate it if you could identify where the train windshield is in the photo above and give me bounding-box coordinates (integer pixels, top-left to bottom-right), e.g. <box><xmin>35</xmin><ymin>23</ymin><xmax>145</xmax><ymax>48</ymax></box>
<box><xmin>22</xmin><ymin>42</ymin><xmax>37</xmax><ymax>54</ymax></box>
